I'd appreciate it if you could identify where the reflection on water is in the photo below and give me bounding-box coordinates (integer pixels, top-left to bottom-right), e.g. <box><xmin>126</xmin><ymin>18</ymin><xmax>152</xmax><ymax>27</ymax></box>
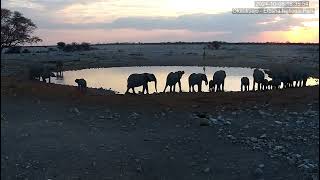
<box><xmin>51</xmin><ymin>66</ymin><xmax>319</xmax><ymax>94</ymax></box>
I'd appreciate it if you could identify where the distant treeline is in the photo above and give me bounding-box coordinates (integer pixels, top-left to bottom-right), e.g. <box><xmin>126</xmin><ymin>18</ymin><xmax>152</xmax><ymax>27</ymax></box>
<box><xmin>21</xmin><ymin>41</ymin><xmax>319</xmax><ymax>48</ymax></box>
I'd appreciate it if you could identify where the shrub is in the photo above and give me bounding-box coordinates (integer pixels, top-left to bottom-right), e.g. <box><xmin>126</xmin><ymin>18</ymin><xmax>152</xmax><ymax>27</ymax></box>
<box><xmin>62</xmin><ymin>42</ymin><xmax>91</xmax><ymax>52</ymax></box>
<box><xmin>57</xmin><ymin>42</ymin><xmax>66</xmax><ymax>50</ymax></box>
<box><xmin>22</xmin><ymin>49</ymin><xmax>31</xmax><ymax>53</ymax></box>
<box><xmin>5</xmin><ymin>46</ymin><xmax>22</xmax><ymax>54</ymax></box>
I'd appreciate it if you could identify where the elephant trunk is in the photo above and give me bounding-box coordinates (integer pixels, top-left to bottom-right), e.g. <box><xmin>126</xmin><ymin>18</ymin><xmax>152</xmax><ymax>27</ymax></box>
<box><xmin>154</xmin><ymin>79</ymin><xmax>158</xmax><ymax>92</ymax></box>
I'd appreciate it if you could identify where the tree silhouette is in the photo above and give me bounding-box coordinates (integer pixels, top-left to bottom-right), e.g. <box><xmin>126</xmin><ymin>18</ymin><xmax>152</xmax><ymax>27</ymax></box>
<box><xmin>1</xmin><ymin>8</ymin><xmax>42</xmax><ymax>52</ymax></box>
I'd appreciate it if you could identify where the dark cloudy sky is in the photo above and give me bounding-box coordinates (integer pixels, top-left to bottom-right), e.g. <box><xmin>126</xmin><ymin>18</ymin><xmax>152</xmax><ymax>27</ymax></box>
<box><xmin>2</xmin><ymin>0</ymin><xmax>319</xmax><ymax>45</ymax></box>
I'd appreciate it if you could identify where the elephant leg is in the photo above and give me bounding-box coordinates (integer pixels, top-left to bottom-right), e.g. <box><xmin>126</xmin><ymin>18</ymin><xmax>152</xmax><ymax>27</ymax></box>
<box><xmin>303</xmin><ymin>79</ymin><xmax>307</xmax><ymax>87</ymax></box>
<box><xmin>173</xmin><ymin>84</ymin><xmax>176</xmax><ymax>92</ymax></box>
<box><xmin>125</xmin><ymin>88</ymin><xmax>129</xmax><ymax>94</ymax></box>
<box><xmin>163</xmin><ymin>85</ymin><xmax>168</xmax><ymax>92</ymax></box>
<box><xmin>132</xmin><ymin>88</ymin><xmax>136</xmax><ymax>94</ymax></box>
<box><xmin>178</xmin><ymin>81</ymin><xmax>182</xmax><ymax>93</ymax></box>
<box><xmin>199</xmin><ymin>84</ymin><xmax>202</xmax><ymax>92</ymax></box>
<box><xmin>241</xmin><ymin>85</ymin><xmax>243</xmax><ymax>92</ymax></box>
<box><xmin>222</xmin><ymin>82</ymin><xmax>225</xmax><ymax>92</ymax></box>
<box><xmin>189</xmin><ymin>85</ymin><xmax>191</xmax><ymax>92</ymax></box>
<box><xmin>169</xmin><ymin>85</ymin><xmax>172</xmax><ymax>92</ymax></box>
<box><xmin>49</xmin><ymin>77</ymin><xmax>51</xmax><ymax>83</ymax></box>
<box><xmin>145</xmin><ymin>84</ymin><xmax>149</xmax><ymax>94</ymax></box>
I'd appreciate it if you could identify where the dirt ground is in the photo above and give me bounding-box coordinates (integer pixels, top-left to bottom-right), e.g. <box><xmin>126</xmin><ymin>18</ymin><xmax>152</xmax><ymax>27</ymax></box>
<box><xmin>1</xmin><ymin>77</ymin><xmax>319</xmax><ymax>180</ymax></box>
<box><xmin>1</xmin><ymin>44</ymin><xmax>319</xmax><ymax>179</ymax></box>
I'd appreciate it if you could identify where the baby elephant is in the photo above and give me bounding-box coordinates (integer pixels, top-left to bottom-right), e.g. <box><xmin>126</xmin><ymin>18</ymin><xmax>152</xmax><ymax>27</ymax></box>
<box><xmin>209</xmin><ymin>80</ymin><xmax>214</xmax><ymax>92</ymax></box>
<box><xmin>188</xmin><ymin>73</ymin><xmax>208</xmax><ymax>92</ymax></box>
<box><xmin>262</xmin><ymin>79</ymin><xmax>269</xmax><ymax>91</ymax></box>
<box><xmin>75</xmin><ymin>78</ymin><xmax>87</xmax><ymax>92</ymax></box>
<box><xmin>240</xmin><ymin>77</ymin><xmax>250</xmax><ymax>91</ymax></box>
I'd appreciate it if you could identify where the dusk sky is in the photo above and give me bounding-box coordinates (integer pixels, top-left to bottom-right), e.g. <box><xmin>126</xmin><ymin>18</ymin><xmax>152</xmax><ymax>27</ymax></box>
<box><xmin>2</xmin><ymin>0</ymin><xmax>319</xmax><ymax>45</ymax></box>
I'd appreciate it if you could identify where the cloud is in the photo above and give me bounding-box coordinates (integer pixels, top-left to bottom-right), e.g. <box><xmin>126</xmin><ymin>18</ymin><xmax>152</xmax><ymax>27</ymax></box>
<box><xmin>2</xmin><ymin>0</ymin><xmax>319</xmax><ymax>43</ymax></box>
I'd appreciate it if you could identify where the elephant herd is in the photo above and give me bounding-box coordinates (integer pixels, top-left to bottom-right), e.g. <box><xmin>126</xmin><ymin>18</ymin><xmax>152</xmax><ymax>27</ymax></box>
<box><xmin>126</xmin><ymin>69</ymin><xmax>228</xmax><ymax>94</ymax></box>
<box><xmin>126</xmin><ymin>68</ymin><xmax>311</xmax><ymax>94</ymax></box>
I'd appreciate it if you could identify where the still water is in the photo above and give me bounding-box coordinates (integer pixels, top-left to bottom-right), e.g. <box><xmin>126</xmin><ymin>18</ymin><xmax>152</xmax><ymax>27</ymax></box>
<box><xmin>51</xmin><ymin>66</ymin><xmax>319</xmax><ymax>94</ymax></box>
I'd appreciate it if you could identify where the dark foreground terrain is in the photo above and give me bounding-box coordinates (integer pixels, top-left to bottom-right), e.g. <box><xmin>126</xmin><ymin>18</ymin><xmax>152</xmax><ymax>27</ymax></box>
<box><xmin>1</xmin><ymin>77</ymin><xmax>319</xmax><ymax>180</ymax></box>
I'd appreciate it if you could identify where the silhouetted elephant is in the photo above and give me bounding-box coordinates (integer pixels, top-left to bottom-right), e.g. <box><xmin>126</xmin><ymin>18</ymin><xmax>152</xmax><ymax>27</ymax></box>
<box><xmin>29</xmin><ymin>65</ymin><xmax>44</xmax><ymax>81</ymax></box>
<box><xmin>267</xmin><ymin>80</ymin><xmax>273</xmax><ymax>90</ymax></box>
<box><xmin>56</xmin><ymin>61</ymin><xmax>63</xmax><ymax>78</ymax></box>
<box><xmin>271</xmin><ymin>79</ymin><xmax>281</xmax><ymax>89</ymax></box>
<box><xmin>126</xmin><ymin>73</ymin><xmax>157</xmax><ymax>94</ymax></box>
<box><xmin>188</xmin><ymin>73</ymin><xmax>208</xmax><ymax>92</ymax></box>
<box><xmin>291</xmin><ymin>70</ymin><xmax>309</xmax><ymax>87</ymax></box>
<box><xmin>29</xmin><ymin>65</ymin><xmax>55</xmax><ymax>83</ymax></box>
<box><xmin>41</xmin><ymin>69</ymin><xmax>56</xmax><ymax>83</ymax></box>
<box><xmin>75</xmin><ymin>78</ymin><xmax>87</xmax><ymax>92</ymax></box>
<box><xmin>253</xmin><ymin>69</ymin><xmax>265</xmax><ymax>91</ymax></box>
<box><xmin>240</xmin><ymin>77</ymin><xmax>250</xmax><ymax>91</ymax></box>
<box><xmin>262</xmin><ymin>79</ymin><xmax>269</xmax><ymax>91</ymax></box>
<box><xmin>212</xmin><ymin>70</ymin><xmax>226</xmax><ymax>92</ymax></box>
<box><xmin>209</xmin><ymin>80</ymin><xmax>214</xmax><ymax>92</ymax></box>
<box><xmin>163</xmin><ymin>71</ymin><xmax>184</xmax><ymax>93</ymax></box>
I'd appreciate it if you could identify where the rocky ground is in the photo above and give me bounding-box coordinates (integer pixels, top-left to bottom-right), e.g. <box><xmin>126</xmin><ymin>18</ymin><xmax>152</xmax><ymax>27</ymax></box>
<box><xmin>1</xmin><ymin>77</ymin><xmax>319</xmax><ymax>180</ymax></box>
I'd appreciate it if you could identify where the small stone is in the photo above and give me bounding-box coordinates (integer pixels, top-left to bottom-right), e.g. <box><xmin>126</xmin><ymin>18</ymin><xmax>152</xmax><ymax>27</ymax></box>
<box><xmin>203</xmin><ymin>167</ymin><xmax>210</xmax><ymax>173</ymax></box>
<box><xmin>274</xmin><ymin>146</ymin><xmax>283</xmax><ymax>151</ymax></box>
<box><xmin>250</xmin><ymin>137</ymin><xmax>258</xmax><ymax>142</ymax></box>
<box><xmin>260</xmin><ymin>134</ymin><xmax>267</xmax><ymax>138</ymax></box>
<box><xmin>274</xmin><ymin>121</ymin><xmax>282</xmax><ymax>125</ymax></box>
<box><xmin>227</xmin><ymin>135</ymin><xmax>236</xmax><ymax>140</ymax></box>
<box><xmin>136</xmin><ymin>167</ymin><xmax>142</xmax><ymax>172</ymax></box>
<box><xmin>258</xmin><ymin>164</ymin><xmax>265</xmax><ymax>168</ymax></box>
<box><xmin>254</xmin><ymin>168</ymin><xmax>263</xmax><ymax>178</ymax></box>
<box><xmin>199</xmin><ymin>119</ymin><xmax>210</xmax><ymax>126</ymax></box>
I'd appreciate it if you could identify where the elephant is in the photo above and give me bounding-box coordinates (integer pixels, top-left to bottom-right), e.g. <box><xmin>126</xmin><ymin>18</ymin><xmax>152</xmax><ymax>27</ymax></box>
<box><xmin>267</xmin><ymin>80</ymin><xmax>273</xmax><ymax>90</ymax></box>
<box><xmin>262</xmin><ymin>79</ymin><xmax>269</xmax><ymax>91</ymax></box>
<box><xmin>75</xmin><ymin>78</ymin><xmax>87</xmax><ymax>92</ymax></box>
<box><xmin>240</xmin><ymin>77</ymin><xmax>250</xmax><ymax>91</ymax></box>
<box><xmin>163</xmin><ymin>71</ymin><xmax>184</xmax><ymax>93</ymax></box>
<box><xmin>56</xmin><ymin>61</ymin><xmax>63</xmax><ymax>78</ymax></box>
<box><xmin>212</xmin><ymin>70</ymin><xmax>226</xmax><ymax>92</ymax></box>
<box><xmin>29</xmin><ymin>65</ymin><xmax>55</xmax><ymax>83</ymax></box>
<box><xmin>29</xmin><ymin>65</ymin><xmax>44</xmax><ymax>81</ymax></box>
<box><xmin>271</xmin><ymin>79</ymin><xmax>281</xmax><ymax>90</ymax></box>
<box><xmin>209</xmin><ymin>80</ymin><xmax>214</xmax><ymax>92</ymax></box>
<box><xmin>41</xmin><ymin>69</ymin><xmax>56</xmax><ymax>83</ymax></box>
<box><xmin>126</xmin><ymin>73</ymin><xmax>157</xmax><ymax>94</ymax></box>
<box><xmin>290</xmin><ymin>70</ymin><xmax>309</xmax><ymax>87</ymax></box>
<box><xmin>253</xmin><ymin>69</ymin><xmax>265</xmax><ymax>91</ymax></box>
<box><xmin>188</xmin><ymin>73</ymin><xmax>208</xmax><ymax>92</ymax></box>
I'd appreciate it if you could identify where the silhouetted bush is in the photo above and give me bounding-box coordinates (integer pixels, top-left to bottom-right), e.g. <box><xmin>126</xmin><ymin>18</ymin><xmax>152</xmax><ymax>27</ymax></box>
<box><xmin>22</xmin><ymin>49</ymin><xmax>31</xmax><ymax>53</ymax></box>
<box><xmin>48</xmin><ymin>47</ymin><xmax>57</xmax><ymax>51</ymax></box>
<box><xmin>5</xmin><ymin>46</ymin><xmax>21</xmax><ymax>54</ymax></box>
<box><xmin>57</xmin><ymin>42</ymin><xmax>66</xmax><ymax>50</ymax></box>
<box><xmin>62</xmin><ymin>42</ymin><xmax>91</xmax><ymax>52</ymax></box>
<box><xmin>208</xmin><ymin>41</ymin><xmax>221</xmax><ymax>50</ymax></box>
